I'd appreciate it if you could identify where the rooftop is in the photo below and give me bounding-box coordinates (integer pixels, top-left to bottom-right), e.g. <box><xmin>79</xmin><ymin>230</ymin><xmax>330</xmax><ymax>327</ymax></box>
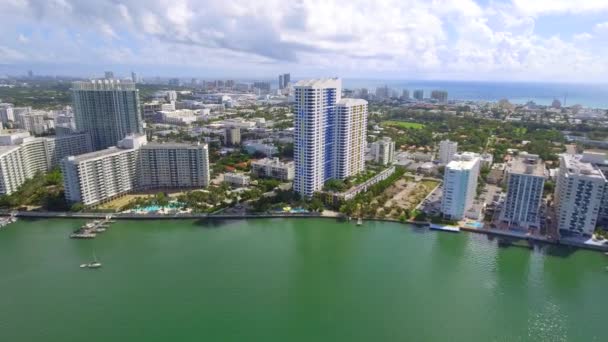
<box><xmin>561</xmin><ymin>154</ymin><xmax>606</xmax><ymax>180</ymax></box>
<box><xmin>446</xmin><ymin>152</ymin><xmax>480</xmax><ymax>171</ymax></box>
<box><xmin>72</xmin><ymin>79</ymin><xmax>137</xmax><ymax>91</ymax></box>
<box><xmin>507</xmin><ymin>153</ymin><xmax>546</xmax><ymax>177</ymax></box>
<box><xmin>294</xmin><ymin>78</ymin><xmax>341</xmax><ymax>89</ymax></box>
<box><xmin>66</xmin><ymin>146</ymin><xmax>134</xmax><ymax>163</ymax></box>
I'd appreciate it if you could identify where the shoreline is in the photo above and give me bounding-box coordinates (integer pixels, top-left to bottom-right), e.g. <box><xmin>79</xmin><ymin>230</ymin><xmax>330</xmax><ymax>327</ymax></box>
<box><xmin>4</xmin><ymin>210</ymin><xmax>607</xmax><ymax>253</ymax></box>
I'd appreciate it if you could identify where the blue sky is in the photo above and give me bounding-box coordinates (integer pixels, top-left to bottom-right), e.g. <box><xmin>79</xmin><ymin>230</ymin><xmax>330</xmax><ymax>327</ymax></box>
<box><xmin>1</xmin><ymin>0</ymin><xmax>608</xmax><ymax>82</ymax></box>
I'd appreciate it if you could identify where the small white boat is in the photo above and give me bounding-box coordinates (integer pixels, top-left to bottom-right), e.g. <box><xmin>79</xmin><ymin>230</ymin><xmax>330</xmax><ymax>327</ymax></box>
<box><xmin>79</xmin><ymin>263</ymin><xmax>88</xmax><ymax>268</ymax></box>
<box><xmin>356</xmin><ymin>218</ymin><xmax>363</xmax><ymax>226</ymax></box>
<box><xmin>87</xmin><ymin>262</ymin><xmax>102</xmax><ymax>269</ymax></box>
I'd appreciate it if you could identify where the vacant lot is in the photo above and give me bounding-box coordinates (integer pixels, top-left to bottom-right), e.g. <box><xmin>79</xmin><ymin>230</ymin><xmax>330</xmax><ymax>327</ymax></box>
<box><xmin>382</xmin><ymin>120</ymin><xmax>425</xmax><ymax>130</ymax></box>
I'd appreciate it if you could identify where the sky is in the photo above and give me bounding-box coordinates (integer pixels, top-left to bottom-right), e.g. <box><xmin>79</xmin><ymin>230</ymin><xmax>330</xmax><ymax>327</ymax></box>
<box><xmin>1</xmin><ymin>0</ymin><xmax>608</xmax><ymax>82</ymax></box>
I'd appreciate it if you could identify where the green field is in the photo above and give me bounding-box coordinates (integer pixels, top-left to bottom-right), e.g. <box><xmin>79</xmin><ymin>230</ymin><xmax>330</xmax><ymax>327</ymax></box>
<box><xmin>382</xmin><ymin>120</ymin><xmax>425</xmax><ymax>129</ymax></box>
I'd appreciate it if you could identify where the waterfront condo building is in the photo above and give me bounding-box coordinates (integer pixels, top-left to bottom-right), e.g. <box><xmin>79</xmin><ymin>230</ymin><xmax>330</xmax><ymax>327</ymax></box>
<box><xmin>293</xmin><ymin>78</ymin><xmax>368</xmax><ymax>197</ymax></box>
<box><xmin>438</xmin><ymin>139</ymin><xmax>458</xmax><ymax>165</ymax></box>
<box><xmin>62</xmin><ymin>135</ymin><xmax>209</xmax><ymax>206</ymax></box>
<box><xmin>441</xmin><ymin>152</ymin><xmax>481</xmax><ymax>220</ymax></box>
<box><xmin>371</xmin><ymin>137</ymin><xmax>395</xmax><ymax>166</ymax></box>
<box><xmin>72</xmin><ymin>79</ymin><xmax>143</xmax><ymax>151</ymax></box>
<box><xmin>334</xmin><ymin>99</ymin><xmax>367</xmax><ymax>179</ymax></box>
<box><xmin>0</xmin><ymin>131</ymin><xmax>92</xmax><ymax>195</ymax></box>
<box><xmin>554</xmin><ymin>153</ymin><xmax>607</xmax><ymax>236</ymax></box>
<box><xmin>498</xmin><ymin>153</ymin><xmax>547</xmax><ymax>230</ymax></box>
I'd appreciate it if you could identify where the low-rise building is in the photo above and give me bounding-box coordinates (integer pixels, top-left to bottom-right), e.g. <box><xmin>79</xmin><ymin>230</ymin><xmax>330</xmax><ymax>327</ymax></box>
<box><xmin>251</xmin><ymin>158</ymin><xmax>294</xmax><ymax>181</ymax></box>
<box><xmin>223</xmin><ymin>172</ymin><xmax>250</xmax><ymax>187</ymax></box>
<box><xmin>159</xmin><ymin>109</ymin><xmax>200</xmax><ymax>125</ymax></box>
<box><xmin>243</xmin><ymin>141</ymin><xmax>278</xmax><ymax>156</ymax></box>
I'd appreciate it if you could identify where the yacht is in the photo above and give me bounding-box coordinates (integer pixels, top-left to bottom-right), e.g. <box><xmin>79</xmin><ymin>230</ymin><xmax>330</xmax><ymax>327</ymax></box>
<box><xmin>357</xmin><ymin>218</ymin><xmax>363</xmax><ymax>226</ymax></box>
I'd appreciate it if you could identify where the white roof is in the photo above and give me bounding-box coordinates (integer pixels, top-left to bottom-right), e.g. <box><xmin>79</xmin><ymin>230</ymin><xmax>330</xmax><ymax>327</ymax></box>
<box><xmin>337</xmin><ymin>98</ymin><xmax>368</xmax><ymax>106</ymax></box>
<box><xmin>294</xmin><ymin>78</ymin><xmax>341</xmax><ymax>89</ymax></box>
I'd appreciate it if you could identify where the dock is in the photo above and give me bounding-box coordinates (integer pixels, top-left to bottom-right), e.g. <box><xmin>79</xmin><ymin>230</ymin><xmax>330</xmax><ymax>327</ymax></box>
<box><xmin>0</xmin><ymin>213</ymin><xmax>18</xmax><ymax>229</ymax></box>
<box><xmin>430</xmin><ymin>223</ymin><xmax>461</xmax><ymax>233</ymax></box>
<box><xmin>70</xmin><ymin>215</ymin><xmax>114</xmax><ymax>239</ymax></box>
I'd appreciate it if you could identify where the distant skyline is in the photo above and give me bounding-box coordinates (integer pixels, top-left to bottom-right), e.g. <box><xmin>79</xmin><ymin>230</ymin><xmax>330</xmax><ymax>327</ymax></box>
<box><xmin>1</xmin><ymin>0</ymin><xmax>608</xmax><ymax>82</ymax></box>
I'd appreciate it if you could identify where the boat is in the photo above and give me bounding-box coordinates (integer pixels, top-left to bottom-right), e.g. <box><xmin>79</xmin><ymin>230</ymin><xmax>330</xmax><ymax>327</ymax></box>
<box><xmin>84</xmin><ymin>252</ymin><xmax>102</xmax><ymax>269</ymax></box>
<box><xmin>357</xmin><ymin>218</ymin><xmax>363</xmax><ymax>226</ymax></box>
<box><xmin>605</xmin><ymin>252</ymin><xmax>608</xmax><ymax>256</ymax></box>
<box><xmin>80</xmin><ymin>263</ymin><xmax>88</xmax><ymax>268</ymax></box>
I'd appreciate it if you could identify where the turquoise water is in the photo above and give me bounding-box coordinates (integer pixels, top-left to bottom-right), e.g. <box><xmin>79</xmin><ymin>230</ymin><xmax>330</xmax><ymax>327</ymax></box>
<box><xmin>1</xmin><ymin>218</ymin><xmax>607</xmax><ymax>341</ymax></box>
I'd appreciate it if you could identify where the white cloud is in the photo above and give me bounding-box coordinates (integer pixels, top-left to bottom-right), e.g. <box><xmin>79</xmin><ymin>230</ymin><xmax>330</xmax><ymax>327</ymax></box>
<box><xmin>0</xmin><ymin>0</ymin><xmax>606</xmax><ymax>81</ymax></box>
<box><xmin>512</xmin><ymin>0</ymin><xmax>608</xmax><ymax>16</ymax></box>
<box><xmin>573</xmin><ymin>32</ymin><xmax>593</xmax><ymax>41</ymax></box>
<box><xmin>595</xmin><ymin>21</ymin><xmax>608</xmax><ymax>32</ymax></box>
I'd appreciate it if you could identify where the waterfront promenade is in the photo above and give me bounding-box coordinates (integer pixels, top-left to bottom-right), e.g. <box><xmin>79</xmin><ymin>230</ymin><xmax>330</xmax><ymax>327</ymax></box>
<box><xmin>3</xmin><ymin>209</ymin><xmax>607</xmax><ymax>252</ymax></box>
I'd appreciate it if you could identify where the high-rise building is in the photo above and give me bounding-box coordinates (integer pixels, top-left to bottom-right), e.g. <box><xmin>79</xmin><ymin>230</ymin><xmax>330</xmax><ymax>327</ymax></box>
<box><xmin>375</xmin><ymin>85</ymin><xmax>390</xmax><ymax>99</ymax></box>
<box><xmin>401</xmin><ymin>89</ymin><xmax>410</xmax><ymax>100</ymax></box>
<box><xmin>431</xmin><ymin>90</ymin><xmax>448</xmax><ymax>103</ymax></box>
<box><xmin>72</xmin><ymin>79</ymin><xmax>143</xmax><ymax>151</ymax></box>
<box><xmin>278</xmin><ymin>75</ymin><xmax>284</xmax><ymax>89</ymax></box>
<box><xmin>438</xmin><ymin>140</ymin><xmax>458</xmax><ymax>165</ymax></box>
<box><xmin>104</xmin><ymin>71</ymin><xmax>114</xmax><ymax>79</ymax></box>
<box><xmin>441</xmin><ymin>152</ymin><xmax>480</xmax><ymax>220</ymax></box>
<box><xmin>19</xmin><ymin>111</ymin><xmax>49</xmax><ymax>135</ymax></box>
<box><xmin>334</xmin><ymin>99</ymin><xmax>367</xmax><ymax>179</ymax></box>
<box><xmin>498</xmin><ymin>153</ymin><xmax>546</xmax><ymax>230</ymax></box>
<box><xmin>0</xmin><ymin>132</ymin><xmax>92</xmax><ymax>195</ymax></box>
<box><xmin>131</xmin><ymin>71</ymin><xmax>137</xmax><ymax>83</ymax></box>
<box><xmin>224</xmin><ymin>127</ymin><xmax>241</xmax><ymax>146</ymax></box>
<box><xmin>168</xmin><ymin>78</ymin><xmax>181</xmax><ymax>86</ymax></box>
<box><xmin>253</xmin><ymin>81</ymin><xmax>271</xmax><ymax>93</ymax></box>
<box><xmin>293</xmin><ymin>78</ymin><xmax>368</xmax><ymax>197</ymax></box>
<box><xmin>413</xmin><ymin>89</ymin><xmax>424</xmax><ymax>101</ymax></box>
<box><xmin>554</xmin><ymin>153</ymin><xmax>607</xmax><ymax>236</ymax></box>
<box><xmin>62</xmin><ymin>135</ymin><xmax>209</xmax><ymax>206</ymax></box>
<box><xmin>283</xmin><ymin>73</ymin><xmax>290</xmax><ymax>88</ymax></box>
<box><xmin>371</xmin><ymin>137</ymin><xmax>395</xmax><ymax>166</ymax></box>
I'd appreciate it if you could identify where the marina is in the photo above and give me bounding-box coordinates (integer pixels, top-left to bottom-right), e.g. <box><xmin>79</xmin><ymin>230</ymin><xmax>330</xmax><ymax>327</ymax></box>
<box><xmin>69</xmin><ymin>215</ymin><xmax>115</xmax><ymax>239</ymax></box>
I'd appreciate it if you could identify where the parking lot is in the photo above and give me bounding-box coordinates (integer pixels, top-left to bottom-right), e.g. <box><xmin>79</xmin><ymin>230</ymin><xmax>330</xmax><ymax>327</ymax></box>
<box><xmin>419</xmin><ymin>184</ymin><xmax>443</xmax><ymax>216</ymax></box>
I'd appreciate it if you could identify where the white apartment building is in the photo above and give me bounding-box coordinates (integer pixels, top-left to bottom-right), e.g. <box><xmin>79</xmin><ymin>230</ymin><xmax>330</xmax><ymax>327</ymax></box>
<box><xmin>293</xmin><ymin>78</ymin><xmax>368</xmax><ymax>197</ymax></box>
<box><xmin>334</xmin><ymin>99</ymin><xmax>367</xmax><ymax>179</ymax></box>
<box><xmin>371</xmin><ymin>137</ymin><xmax>395</xmax><ymax>165</ymax></box>
<box><xmin>251</xmin><ymin>158</ymin><xmax>294</xmax><ymax>181</ymax></box>
<box><xmin>140</xmin><ymin>143</ymin><xmax>210</xmax><ymax>189</ymax></box>
<box><xmin>499</xmin><ymin>153</ymin><xmax>546</xmax><ymax>230</ymax></box>
<box><xmin>0</xmin><ymin>132</ymin><xmax>93</xmax><ymax>195</ymax></box>
<box><xmin>224</xmin><ymin>172</ymin><xmax>250</xmax><ymax>187</ymax></box>
<box><xmin>0</xmin><ymin>103</ymin><xmax>14</xmax><ymax>123</ymax></box>
<box><xmin>438</xmin><ymin>140</ymin><xmax>458</xmax><ymax>165</ymax></box>
<box><xmin>554</xmin><ymin>153</ymin><xmax>607</xmax><ymax>236</ymax></box>
<box><xmin>62</xmin><ymin>135</ymin><xmax>209</xmax><ymax>206</ymax></box>
<box><xmin>19</xmin><ymin>111</ymin><xmax>51</xmax><ymax>135</ymax></box>
<box><xmin>441</xmin><ymin>152</ymin><xmax>481</xmax><ymax>220</ymax></box>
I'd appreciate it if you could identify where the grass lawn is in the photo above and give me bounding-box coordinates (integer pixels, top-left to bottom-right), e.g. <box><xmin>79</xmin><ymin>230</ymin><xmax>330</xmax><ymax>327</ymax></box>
<box><xmin>382</xmin><ymin>120</ymin><xmax>425</xmax><ymax>129</ymax></box>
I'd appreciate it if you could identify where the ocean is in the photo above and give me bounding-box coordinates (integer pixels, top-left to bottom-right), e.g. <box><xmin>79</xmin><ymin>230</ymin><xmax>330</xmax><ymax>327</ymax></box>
<box><xmin>341</xmin><ymin>79</ymin><xmax>608</xmax><ymax>109</ymax></box>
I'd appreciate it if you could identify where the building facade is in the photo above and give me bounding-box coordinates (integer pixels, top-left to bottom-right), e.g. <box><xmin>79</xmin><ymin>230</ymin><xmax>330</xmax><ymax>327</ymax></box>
<box><xmin>498</xmin><ymin>153</ymin><xmax>546</xmax><ymax>230</ymax></box>
<box><xmin>441</xmin><ymin>152</ymin><xmax>481</xmax><ymax>220</ymax></box>
<box><xmin>371</xmin><ymin>137</ymin><xmax>395</xmax><ymax>165</ymax></box>
<box><xmin>72</xmin><ymin>79</ymin><xmax>143</xmax><ymax>151</ymax></box>
<box><xmin>251</xmin><ymin>158</ymin><xmax>294</xmax><ymax>181</ymax></box>
<box><xmin>61</xmin><ymin>135</ymin><xmax>209</xmax><ymax>206</ymax></box>
<box><xmin>225</xmin><ymin>127</ymin><xmax>241</xmax><ymax>146</ymax></box>
<box><xmin>334</xmin><ymin>99</ymin><xmax>367</xmax><ymax>179</ymax></box>
<box><xmin>438</xmin><ymin>140</ymin><xmax>458</xmax><ymax>165</ymax></box>
<box><xmin>554</xmin><ymin>153</ymin><xmax>607</xmax><ymax>236</ymax></box>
